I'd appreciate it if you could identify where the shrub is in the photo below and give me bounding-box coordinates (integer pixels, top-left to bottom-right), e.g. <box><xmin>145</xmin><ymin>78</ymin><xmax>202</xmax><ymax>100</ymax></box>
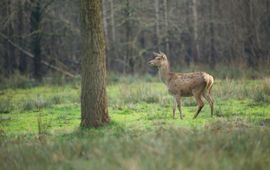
<box><xmin>262</xmin><ymin>78</ymin><xmax>270</xmax><ymax>95</ymax></box>
<box><xmin>37</xmin><ymin>112</ymin><xmax>52</xmax><ymax>135</ymax></box>
<box><xmin>21</xmin><ymin>96</ymin><xmax>49</xmax><ymax>111</ymax></box>
<box><xmin>50</xmin><ymin>95</ymin><xmax>62</xmax><ymax>105</ymax></box>
<box><xmin>118</xmin><ymin>83</ymin><xmax>161</xmax><ymax>104</ymax></box>
<box><xmin>0</xmin><ymin>97</ymin><xmax>13</xmax><ymax>113</ymax></box>
<box><xmin>21</xmin><ymin>100</ymin><xmax>36</xmax><ymax>111</ymax></box>
<box><xmin>0</xmin><ymin>72</ymin><xmax>36</xmax><ymax>90</ymax></box>
<box><xmin>252</xmin><ymin>78</ymin><xmax>270</xmax><ymax>104</ymax></box>
<box><xmin>34</xmin><ymin>96</ymin><xmax>49</xmax><ymax>110</ymax></box>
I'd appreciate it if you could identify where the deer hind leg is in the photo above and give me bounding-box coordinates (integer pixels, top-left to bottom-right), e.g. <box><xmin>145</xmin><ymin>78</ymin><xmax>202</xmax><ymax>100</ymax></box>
<box><xmin>203</xmin><ymin>91</ymin><xmax>214</xmax><ymax>117</ymax></box>
<box><xmin>173</xmin><ymin>98</ymin><xmax>176</xmax><ymax>119</ymax></box>
<box><xmin>193</xmin><ymin>93</ymin><xmax>204</xmax><ymax>119</ymax></box>
<box><xmin>175</xmin><ymin>95</ymin><xmax>183</xmax><ymax>119</ymax></box>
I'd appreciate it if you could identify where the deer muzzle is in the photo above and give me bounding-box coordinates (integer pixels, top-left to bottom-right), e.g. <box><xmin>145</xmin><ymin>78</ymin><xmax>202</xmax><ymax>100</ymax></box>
<box><xmin>148</xmin><ymin>60</ymin><xmax>154</xmax><ymax>66</ymax></box>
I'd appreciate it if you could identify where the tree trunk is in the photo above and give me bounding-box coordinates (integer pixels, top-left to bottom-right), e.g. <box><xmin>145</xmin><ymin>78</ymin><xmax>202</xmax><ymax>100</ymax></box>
<box><xmin>102</xmin><ymin>0</ymin><xmax>110</xmax><ymax>70</ymax></box>
<box><xmin>125</xmin><ymin>0</ymin><xmax>134</xmax><ymax>73</ymax></box>
<box><xmin>110</xmin><ymin>0</ymin><xmax>116</xmax><ymax>43</ymax></box>
<box><xmin>108</xmin><ymin>0</ymin><xmax>116</xmax><ymax>69</ymax></box>
<box><xmin>244</xmin><ymin>0</ymin><xmax>257</xmax><ymax>68</ymax></box>
<box><xmin>30</xmin><ymin>0</ymin><xmax>42</xmax><ymax>81</ymax></box>
<box><xmin>102</xmin><ymin>1</ymin><xmax>108</xmax><ymax>44</ymax></box>
<box><xmin>18</xmin><ymin>0</ymin><xmax>27</xmax><ymax>74</ymax></box>
<box><xmin>192</xmin><ymin>0</ymin><xmax>200</xmax><ymax>62</ymax></box>
<box><xmin>3</xmin><ymin>1</ymin><xmax>16</xmax><ymax>76</ymax></box>
<box><xmin>80</xmin><ymin>0</ymin><xmax>109</xmax><ymax>128</ymax></box>
<box><xmin>163</xmin><ymin>0</ymin><xmax>169</xmax><ymax>54</ymax></box>
<box><xmin>155</xmin><ymin>0</ymin><xmax>160</xmax><ymax>50</ymax></box>
<box><xmin>209</xmin><ymin>0</ymin><xmax>216</xmax><ymax>68</ymax></box>
<box><xmin>266</xmin><ymin>0</ymin><xmax>270</xmax><ymax>65</ymax></box>
<box><xmin>184</xmin><ymin>0</ymin><xmax>192</xmax><ymax>66</ymax></box>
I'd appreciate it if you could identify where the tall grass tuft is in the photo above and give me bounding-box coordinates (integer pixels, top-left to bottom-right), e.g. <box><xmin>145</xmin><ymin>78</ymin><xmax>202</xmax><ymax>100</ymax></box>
<box><xmin>1</xmin><ymin>122</ymin><xmax>270</xmax><ymax>170</ymax></box>
<box><xmin>0</xmin><ymin>72</ymin><xmax>36</xmax><ymax>90</ymax></box>
<box><xmin>252</xmin><ymin>78</ymin><xmax>270</xmax><ymax>104</ymax></box>
<box><xmin>261</xmin><ymin>78</ymin><xmax>270</xmax><ymax>95</ymax></box>
<box><xmin>117</xmin><ymin>83</ymin><xmax>168</xmax><ymax>105</ymax></box>
<box><xmin>0</xmin><ymin>96</ymin><xmax>13</xmax><ymax>113</ymax></box>
<box><xmin>21</xmin><ymin>99</ymin><xmax>36</xmax><ymax>111</ymax></box>
<box><xmin>37</xmin><ymin>112</ymin><xmax>51</xmax><ymax>136</ymax></box>
<box><xmin>20</xmin><ymin>96</ymin><xmax>49</xmax><ymax>111</ymax></box>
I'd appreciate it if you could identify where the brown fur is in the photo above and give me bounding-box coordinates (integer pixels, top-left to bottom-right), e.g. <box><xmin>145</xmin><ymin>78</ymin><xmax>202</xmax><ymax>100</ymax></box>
<box><xmin>148</xmin><ymin>52</ymin><xmax>214</xmax><ymax>119</ymax></box>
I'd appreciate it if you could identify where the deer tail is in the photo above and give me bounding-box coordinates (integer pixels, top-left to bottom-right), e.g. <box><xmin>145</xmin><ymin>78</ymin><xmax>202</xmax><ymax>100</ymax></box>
<box><xmin>207</xmin><ymin>75</ymin><xmax>214</xmax><ymax>94</ymax></box>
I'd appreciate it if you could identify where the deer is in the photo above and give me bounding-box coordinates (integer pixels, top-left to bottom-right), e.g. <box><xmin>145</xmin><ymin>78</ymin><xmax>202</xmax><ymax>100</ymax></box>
<box><xmin>148</xmin><ymin>52</ymin><xmax>214</xmax><ymax>119</ymax></box>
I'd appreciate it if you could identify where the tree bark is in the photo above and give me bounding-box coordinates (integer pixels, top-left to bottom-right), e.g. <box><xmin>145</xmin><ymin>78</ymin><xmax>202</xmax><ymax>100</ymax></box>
<box><xmin>102</xmin><ymin>0</ymin><xmax>110</xmax><ymax>70</ymax></box>
<box><xmin>244</xmin><ymin>0</ymin><xmax>258</xmax><ymax>68</ymax></box>
<box><xmin>18</xmin><ymin>0</ymin><xmax>28</xmax><ymax>74</ymax></box>
<box><xmin>102</xmin><ymin>1</ymin><xmax>108</xmax><ymax>43</ymax></box>
<box><xmin>3</xmin><ymin>1</ymin><xmax>16</xmax><ymax>76</ymax></box>
<box><xmin>209</xmin><ymin>0</ymin><xmax>216</xmax><ymax>68</ymax></box>
<box><xmin>266</xmin><ymin>0</ymin><xmax>270</xmax><ymax>65</ymax></box>
<box><xmin>108</xmin><ymin>0</ymin><xmax>116</xmax><ymax>69</ymax></box>
<box><xmin>125</xmin><ymin>0</ymin><xmax>134</xmax><ymax>73</ymax></box>
<box><xmin>184</xmin><ymin>0</ymin><xmax>192</xmax><ymax>65</ymax></box>
<box><xmin>163</xmin><ymin>0</ymin><xmax>169</xmax><ymax>54</ymax></box>
<box><xmin>155</xmin><ymin>0</ymin><xmax>160</xmax><ymax>50</ymax></box>
<box><xmin>30</xmin><ymin>0</ymin><xmax>42</xmax><ymax>81</ymax></box>
<box><xmin>110</xmin><ymin>0</ymin><xmax>116</xmax><ymax>43</ymax></box>
<box><xmin>80</xmin><ymin>0</ymin><xmax>109</xmax><ymax>128</ymax></box>
<box><xmin>192</xmin><ymin>0</ymin><xmax>200</xmax><ymax>62</ymax></box>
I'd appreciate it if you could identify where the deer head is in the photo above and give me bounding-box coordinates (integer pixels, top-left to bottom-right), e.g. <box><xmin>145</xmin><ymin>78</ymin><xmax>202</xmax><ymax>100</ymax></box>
<box><xmin>148</xmin><ymin>52</ymin><xmax>168</xmax><ymax>68</ymax></box>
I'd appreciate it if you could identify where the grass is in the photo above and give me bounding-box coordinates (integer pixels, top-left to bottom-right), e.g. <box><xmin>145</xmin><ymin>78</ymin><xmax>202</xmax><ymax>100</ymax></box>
<box><xmin>0</xmin><ymin>75</ymin><xmax>270</xmax><ymax>170</ymax></box>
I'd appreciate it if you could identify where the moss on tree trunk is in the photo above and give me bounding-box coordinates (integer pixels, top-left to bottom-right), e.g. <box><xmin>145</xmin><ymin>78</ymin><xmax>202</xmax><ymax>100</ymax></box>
<box><xmin>80</xmin><ymin>0</ymin><xmax>109</xmax><ymax>128</ymax></box>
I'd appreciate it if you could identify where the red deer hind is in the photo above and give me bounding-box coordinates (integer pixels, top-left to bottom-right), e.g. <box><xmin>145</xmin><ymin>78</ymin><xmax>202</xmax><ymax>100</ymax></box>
<box><xmin>148</xmin><ymin>52</ymin><xmax>214</xmax><ymax>119</ymax></box>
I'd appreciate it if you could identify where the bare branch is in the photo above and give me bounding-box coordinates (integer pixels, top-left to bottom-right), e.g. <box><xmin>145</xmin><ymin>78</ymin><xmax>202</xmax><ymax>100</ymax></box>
<box><xmin>0</xmin><ymin>32</ymin><xmax>75</xmax><ymax>78</ymax></box>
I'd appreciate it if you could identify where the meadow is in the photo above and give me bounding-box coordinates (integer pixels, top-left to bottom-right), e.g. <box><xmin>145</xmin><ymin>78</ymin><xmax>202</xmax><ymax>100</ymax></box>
<box><xmin>0</xmin><ymin>74</ymin><xmax>270</xmax><ymax>170</ymax></box>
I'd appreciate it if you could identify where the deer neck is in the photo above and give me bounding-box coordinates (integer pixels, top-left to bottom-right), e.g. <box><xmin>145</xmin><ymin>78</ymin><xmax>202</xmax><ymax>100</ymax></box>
<box><xmin>158</xmin><ymin>62</ymin><xmax>170</xmax><ymax>85</ymax></box>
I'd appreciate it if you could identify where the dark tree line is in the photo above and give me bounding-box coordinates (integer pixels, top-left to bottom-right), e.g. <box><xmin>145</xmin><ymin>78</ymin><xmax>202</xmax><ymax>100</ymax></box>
<box><xmin>0</xmin><ymin>0</ymin><xmax>269</xmax><ymax>80</ymax></box>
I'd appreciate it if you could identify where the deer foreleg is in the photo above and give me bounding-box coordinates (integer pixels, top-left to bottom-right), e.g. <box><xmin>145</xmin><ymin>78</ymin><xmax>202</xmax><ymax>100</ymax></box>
<box><xmin>175</xmin><ymin>96</ymin><xmax>183</xmax><ymax>119</ymax></box>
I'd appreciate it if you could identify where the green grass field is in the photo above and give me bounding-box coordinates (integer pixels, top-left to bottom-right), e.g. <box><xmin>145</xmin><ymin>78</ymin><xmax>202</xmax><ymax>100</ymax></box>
<box><xmin>0</xmin><ymin>76</ymin><xmax>270</xmax><ymax>170</ymax></box>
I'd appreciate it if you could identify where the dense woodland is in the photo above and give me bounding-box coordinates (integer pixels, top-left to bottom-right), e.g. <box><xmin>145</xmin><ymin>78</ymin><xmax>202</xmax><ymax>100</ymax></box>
<box><xmin>0</xmin><ymin>0</ymin><xmax>270</xmax><ymax>80</ymax></box>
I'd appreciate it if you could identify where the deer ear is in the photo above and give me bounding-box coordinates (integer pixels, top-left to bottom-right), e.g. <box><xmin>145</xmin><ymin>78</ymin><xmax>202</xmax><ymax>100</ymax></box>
<box><xmin>159</xmin><ymin>52</ymin><xmax>167</xmax><ymax>59</ymax></box>
<box><xmin>159</xmin><ymin>51</ymin><xmax>166</xmax><ymax>56</ymax></box>
<box><xmin>161</xmin><ymin>55</ymin><xmax>165</xmax><ymax>60</ymax></box>
<box><xmin>153</xmin><ymin>52</ymin><xmax>160</xmax><ymax>56</ymax></box>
